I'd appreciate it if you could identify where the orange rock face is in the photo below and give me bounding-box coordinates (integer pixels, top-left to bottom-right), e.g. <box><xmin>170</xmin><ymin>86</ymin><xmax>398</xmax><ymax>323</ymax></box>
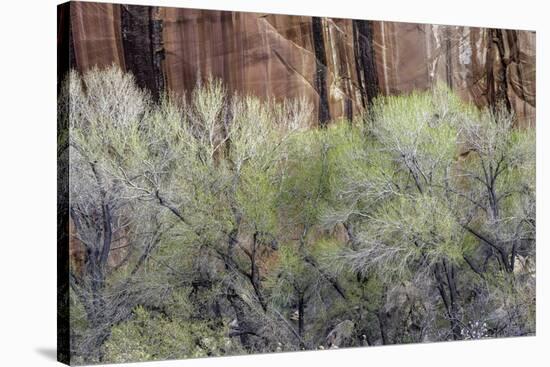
<box><xmin>59</xmin><ymin>1</ymin><xmax>535</xmax><ymax>126</ymax></box>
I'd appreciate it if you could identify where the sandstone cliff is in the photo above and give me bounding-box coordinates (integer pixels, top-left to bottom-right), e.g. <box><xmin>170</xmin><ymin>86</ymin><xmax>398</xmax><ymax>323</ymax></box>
<box><xmin>58</xmin><ymin>1</ymin><xmax>536</xmax><ymax>126</ymax></box>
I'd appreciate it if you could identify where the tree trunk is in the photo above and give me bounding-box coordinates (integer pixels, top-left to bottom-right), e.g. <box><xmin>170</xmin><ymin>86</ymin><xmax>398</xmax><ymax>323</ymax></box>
<box><xmin>298</xmin><ymin>292</ymin><xmax>305</xmax><ymax>348</ymax></box>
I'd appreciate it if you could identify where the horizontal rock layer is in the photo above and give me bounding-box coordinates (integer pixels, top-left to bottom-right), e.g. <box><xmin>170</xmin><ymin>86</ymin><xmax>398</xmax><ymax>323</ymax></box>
<box><xmin>58</xmin><ymin>1</ymin><xmax>536</xmax><ymax>126</ymax></box>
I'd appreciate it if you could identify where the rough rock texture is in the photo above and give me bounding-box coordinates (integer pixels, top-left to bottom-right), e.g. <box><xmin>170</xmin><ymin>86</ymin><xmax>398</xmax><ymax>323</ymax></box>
<box><xmin>59</xmin><ymin>1</ymin><xmax>536</xmax><ymax>126</ymax></box>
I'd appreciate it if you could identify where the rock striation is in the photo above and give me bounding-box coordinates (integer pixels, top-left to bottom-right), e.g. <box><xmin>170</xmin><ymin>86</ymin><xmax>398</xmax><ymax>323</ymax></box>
<box><xmin>58</xmin><ymin>1</ymin><xmax>536</xmax><ymax>126</ymax></box>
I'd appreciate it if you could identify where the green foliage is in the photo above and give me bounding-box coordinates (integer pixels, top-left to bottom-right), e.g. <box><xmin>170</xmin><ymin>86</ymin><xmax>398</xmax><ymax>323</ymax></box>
<box><xmin>104</xmin><ymin>306</ymin><xmax>241</xmax><ymax>363</ymax></box>
<box><xmin>322</xmin><ymin>86</ymin><xmax>535</xmax><ymax>341</ymax></box>
<box><xmin>63</xmin><ymin>67</ymin><xmax>535</xmax><ymax>363</ymax></box>
<box><xmin>278</xmin><ymin>129</ymin><xmax>329</xmax><ymax>228</ymax></box>
<box><xmin>266</xmin><ymin>244</ymin><xmax>309</xmax><ymax>306</ymax></box>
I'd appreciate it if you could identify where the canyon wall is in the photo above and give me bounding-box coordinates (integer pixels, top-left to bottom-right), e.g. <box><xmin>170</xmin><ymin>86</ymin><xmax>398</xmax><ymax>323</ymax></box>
<box><xmin>58</xmin><ymin>1</ymin><xmax>536</xmax><ymax>126</ymax></box>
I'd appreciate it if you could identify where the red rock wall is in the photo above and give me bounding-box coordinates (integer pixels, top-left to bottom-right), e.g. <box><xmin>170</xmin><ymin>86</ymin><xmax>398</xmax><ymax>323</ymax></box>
<box><xmin>59</xmin><ymin>1</ymin><xmax>536</xmax><ymax>126</ymax></box>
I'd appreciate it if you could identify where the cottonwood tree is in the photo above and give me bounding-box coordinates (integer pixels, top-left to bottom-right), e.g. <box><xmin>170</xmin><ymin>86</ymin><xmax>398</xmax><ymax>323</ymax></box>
<box><xmin>451</xmin><ymin>106</ymin><xmax>536</xmax><ymax>336</ymax></box>
<box><xmin>65</xmin><ymin>67</ymin><xmax>313</xmax><ymax>360</ymax></box>
<box><xmin>79</xmin><ymin>70</ymin><xmax>314</xmax><ymax>353</ymax></box>
<box><xmin>64</xmin><ymin>68</ymin><xmax>171</xmax><ymax>361</ymax></box>
<box><xmin>456</xmin><ymin>107</ymin><xmax>535</xmax><ymax>273</ymax></box>
<box><xmin>268</xmin><ymin>129</ymin><xmax>345</xmax><ymax>348</ymax></box>
<box><xmin>322</xmin><ymin>87</ymin><xmax>535</xmax><ymax>341</ymax></box>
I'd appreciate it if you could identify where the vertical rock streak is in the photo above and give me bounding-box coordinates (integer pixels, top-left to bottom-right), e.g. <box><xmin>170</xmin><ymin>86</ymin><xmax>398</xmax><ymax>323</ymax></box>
<box><xmin>312</xmin><ymin>17</ymin><xmax>331</xmax><ymax>126</ymax></box>
<box><xmin>120</xmin><ymin>5</ymin><xmax>165</xmax><ymax>99</ymax></box>
<box><xmin>487</xmin><ymin>29</ymin><xmax>513</xmax><ymax>113</ymax></box>
<box><xmin>353</xmin><ymin>19</ymin><xmax>379</xmax><ymax>108</ymax></box>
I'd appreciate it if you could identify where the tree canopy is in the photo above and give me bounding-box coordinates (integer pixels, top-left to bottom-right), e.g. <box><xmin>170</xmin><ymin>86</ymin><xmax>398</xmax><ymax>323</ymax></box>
<box><xmin>61</xmin><ymin>67</ymin><xmax>535</xmax><ymax>364</ymax></box>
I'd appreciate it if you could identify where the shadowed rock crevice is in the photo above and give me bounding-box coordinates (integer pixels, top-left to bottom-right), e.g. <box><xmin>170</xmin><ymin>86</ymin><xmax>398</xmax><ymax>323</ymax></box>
<box><xmin>352</xmin><ymin>19</ymin><xmax>379</xmax><ymax>108</ymax></box>
<box><xmin>120</xmin><ymin>5</ymin><xmax>165</xmax><ymax>100</ymax></box>
<box><xmin>312</xmin><ymin>17</ymin><xmax>331</xmax><ymax>126</ymax></box>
